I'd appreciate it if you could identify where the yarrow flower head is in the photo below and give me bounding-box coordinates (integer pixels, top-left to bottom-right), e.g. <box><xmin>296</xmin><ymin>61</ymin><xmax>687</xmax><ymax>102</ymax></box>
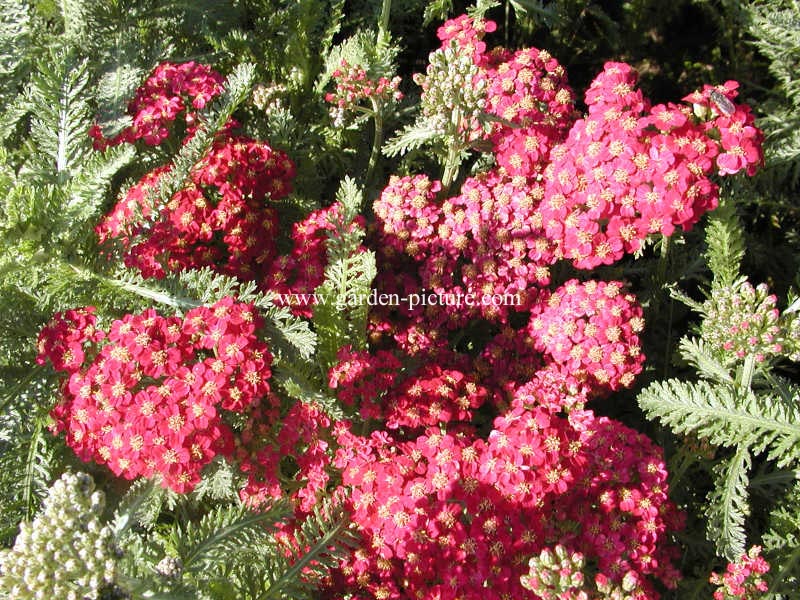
<box><xmin>96</xmin><ymin>136</ymin><xmax>295</xmax><ymax>280</ymax></box>
<box><xmin>699</xmin><ymin>278</ymin><xmax>788</xmax><ymax>364</ymax></box>
<box><xmin>325</xmin><ymin>59</ymin><xmax>402</xmax><ymax>126</ymax></box>
<box><xmin>529</xmin><ymin>279</ymin><xmax>645</xmax><ymax>392</ymax></box>
<box><xmin>38</xmin><ymin>298</ymin><xmax>273</xmax><ymax>492</ymax></box>
<box><xmin>0</xmin><ymin>472</ymin><xmax>118</xmax><ymax>600</ymax></box>
<box><xmin>484</xmin><ymin>47</ymin><xmax>575</xmax><ymax>179</ymax></box>
<box><xmin>90</xmin><ymin>61</ymin><xmax>225</xmax><ymax>149</ymax></box>
<box><xmin>709</xmin><ymin>546</ymin><xmax>770</xmax><ymax>600</ymax></box>
<box><xmin>435</xmin><ymin>14</ymin><xmax>497</xmax><ymax>63</ymax></box>
<box><xmin>540</xmin><ymin>62</ymin><xmax>763</xmax><ymax>269</ymax></box>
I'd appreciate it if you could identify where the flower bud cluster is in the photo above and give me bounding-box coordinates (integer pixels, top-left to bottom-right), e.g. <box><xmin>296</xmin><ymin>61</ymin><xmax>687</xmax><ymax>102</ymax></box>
<box><xmin>709</xmin><ymin>546</ymin><xmax>770</xmax><ymax>600</ymax></box>
<box><xmin>520</xmin><ymin>545</ymin><xmax>588</xmax><ymax>599</ymax></box>
<box><xmin>0</xmin><ymin>472</ymin><xmax>118</xmax><ymax>600</ymax></box>
<box><xmin>414</xmin><ymin>41</ymin><xmax>488</xmax><ymax>141</ymax></box>
<box><xmin>252</xmin><ymin>82</ymin><xmax>288</xmax><ymax>113</ymax></box>
<box><xmin>325</xmin><ymin>59</ymin><xmax>402</xmax><ymax>126</ymax></box>
<box><xmin>700</xmin><ymin>279</ymin><xmax>786</xmax><ymax>363</ymax></box>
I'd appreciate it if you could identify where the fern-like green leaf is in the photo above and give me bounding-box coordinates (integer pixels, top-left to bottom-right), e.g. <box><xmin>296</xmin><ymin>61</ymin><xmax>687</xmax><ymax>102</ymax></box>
<box><xmin>176</xmin><ymin>502</ymin><xmax>291</xmax><ymax>575</ymax></box>
<box><xmin>312</xmin><ymin>177</ymin><xmax>376</xmax><ymax>370</ymax></box>
<box><xmin>704</xmin><ymin>198</ymin><xmax>745</xmax><ymax>289</ymax></box>
<box><xmin>382</xmin><ymin>119</ymin><xmax>443</xmax><ymax>157</ymax></box>
<box><xmin>706</xmin><ymin>447</ymin><xmax>751</xmax><ymax>560</ymax></box>
<box><xmin>637</xmin><ymin>378</ymin><xmax>800</xmax><ymax>467</ymax></box>
<box><xmin>256</xmin><ymin>502</ymin><xmax>361</xmax><ymax>599</ymax></box>
<box><xmin>22</xmin><ymin>48</ymin><xmax>91</xmax><ymax>183</ymax></box>
<box><xmin>678</xmin><ymin>337</ymin><xmax>735</xmax><ymax>385</ymax></box>
<box><xmin>762</xmin><ymin>481</ymin><xmax>800</xmax><ymax>597</ymax></box>
<box><xmin>111</xmin><ymin>477</ymin><xmax>160</xmax><ymax>536</ymax></box>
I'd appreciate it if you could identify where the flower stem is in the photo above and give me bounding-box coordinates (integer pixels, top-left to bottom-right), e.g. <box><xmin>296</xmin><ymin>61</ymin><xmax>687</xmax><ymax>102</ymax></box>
<box><xmin>441</xmin><ymin>142</ymin><xmax>461</xmax><ymax>194</ymax></box>
<box><xmin>738</xmin><ymin>353</ymin><xmax>756</xmax><ymax>395</ymax></box>
<box><xmin>377</xmin><ymin>0</ymin><xmax>392</xmax><ymax>50</ymax></box>
<box><xmin>365</xmin><ymin>98</ymin><xmax>384</xmax><ymax>190</ymax></box>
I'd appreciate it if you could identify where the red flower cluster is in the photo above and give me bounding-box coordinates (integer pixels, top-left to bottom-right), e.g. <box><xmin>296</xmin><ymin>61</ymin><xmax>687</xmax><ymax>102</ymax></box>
<box><xmin>541</xmin><ymin>63</ymin><xmax>763</xmax><ymax>268</ymax></box>
<box><xmin>709</xmin><ymin>546</ymin><xmax>770</xmax><ymax>600</ymax></box>
<box><xmin>237</xmin><ymin>397</ymin><xmax>337</xmax><ymax>512</ymax></box>
<box><xmin>37</xmin><ymin>298</ymin><xmax>273</xmax><ymax>492</ymax></box>
<box><xmin>328</xmin><ymin>346</ymin><xmax>402</xmax><ymax>420</ymax></box>
<box><xmin>96</xmin><ymin>136</ymin><xmax>294</xmax><ymax>279</ymax></box>
<box><xmin>94</xmin><ymin>62</ymin><xmax>297</xmax><ymax>282</ymax></box>
<box><xmin>90</xmin><ymin>61</ymin><xmax>225</xmax><ymax>149</ymax></box>
<box><xmin>324</xmin><ymin>406</ymin><xmax>681</xmax><ymax>599</ymax></box>
<box><xmin>530</xmin><ymin>279</ymin><xmax>645</xmax><ymax>392</ymax></box>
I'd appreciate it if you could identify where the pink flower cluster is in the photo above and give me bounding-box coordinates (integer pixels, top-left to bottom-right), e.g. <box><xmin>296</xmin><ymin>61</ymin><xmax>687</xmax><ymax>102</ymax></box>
<box><xmin>90</xmin><ymin>61</ymin><xmax>225</xmax><ymax>149</ymax></box>
<box><xmin>530</xmin><ymin>279</ymin><xmax>645</xmax><ymax>391</ymax></box>
<box><xmin>94</xmin><ymin>62</ymin><xmax>297</xmax><ymax>281</ymax></box>
<box><xmin>323</xmin><ymin>407</ymin><xmax>681</xmax><ymax>599</ymax></box>
<box><xmin>436</xmin><ymin>13</ymin><xmax>497</xmax><ymax>61</ymax></box>
<box><xmin>37</xmin><ymin>298</ymin><xmax>272</xmax><ymax>492</ymax></box>
<box><xmin>709</xmin><ymin>546</ymin><xmax>770</xmax><ymax>600</ymax></box>
<box><xmin>325</xmin><ymin>13</ymin><xmax>765</xmax><ymax>598</ymax></box>
<box><xmin>484</xmin><ymin>47</ymin><xmax>575</xmax><ymax>178</ymax></box>
<box><xmin>97</xmin><ymin>136</ymin><xmax>294</xmax><ymax>279</ymax></box>
<box><xmin>542</xmin><ymin>64</ymin><xmax>763</xmax><ymax>269</ymax></box>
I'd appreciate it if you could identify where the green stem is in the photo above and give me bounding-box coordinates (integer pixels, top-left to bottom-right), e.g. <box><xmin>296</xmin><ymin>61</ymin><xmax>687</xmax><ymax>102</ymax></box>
<box><xmin>658</xmin><ymin>234</ymin><xmax>673</xmax><ymax>378</ymax></box>
<box><xmin>377</xmin><ymin>0</ymin><xmax>392</xmax><ymax>50</ymax></box>
<box><xmin>365</xmin><ymin>98</ymin><xmax>384</xmax><ymax>189</ymax></box>
<box><xmin>441</xmin><ymin>140</ymin><xmax>461</xmax><ymax>194</ymax></box>
<box><xmin>738</xmin><ymin>353</ymin><xmax>756</xmax><ymax>395</ymax></box>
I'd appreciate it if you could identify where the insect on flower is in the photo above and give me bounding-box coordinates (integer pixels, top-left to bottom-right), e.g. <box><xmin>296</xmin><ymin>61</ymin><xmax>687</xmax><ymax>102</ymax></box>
<box><xmin>710</xmin><ymin>89</ymin><xmax>736</xmax><ymax>116</ymax></box>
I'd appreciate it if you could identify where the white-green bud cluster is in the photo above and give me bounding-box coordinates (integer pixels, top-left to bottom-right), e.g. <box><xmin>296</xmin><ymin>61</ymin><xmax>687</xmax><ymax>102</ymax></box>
<box><xmin>520</xmin><ymin>544</ymin><xmax>589</xmax><ymax>599</ymax></box>
<box><xmin>700</xmin><ymin>279</ymin><xmax>789</xmax><ymax>364</ymax></box>
<box><xmin>0</xmin><ymin>472</ymin><xmax>118</xmax><ymax>600</ymax></box>
<box><xmin>413</xmin><ymin>41</ymin><xmax>487</xmax><ymax>140</ymax></box>
<box><xmin>594</xmin><ymin>570</ymin><xmax>643</xmax><ymax>599</ymax></box>
<box><xmin>252</xmin><ymin>82</ymin><xmax>288</xmax><ymax>113</ymax></box>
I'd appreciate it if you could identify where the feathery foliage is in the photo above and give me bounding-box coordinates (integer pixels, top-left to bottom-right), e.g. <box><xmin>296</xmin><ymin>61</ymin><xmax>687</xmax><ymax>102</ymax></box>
<box><xmin>312</xmin><ymin>177</ymin><xmax>376</xmax><ymax>371</ymax></box>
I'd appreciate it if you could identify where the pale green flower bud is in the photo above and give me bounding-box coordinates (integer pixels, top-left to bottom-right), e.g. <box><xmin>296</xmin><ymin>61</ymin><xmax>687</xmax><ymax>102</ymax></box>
<box><xmin>0</xmin><ymin>472</ymin><xmax>121</xmax><ymax>599</ymax></box>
